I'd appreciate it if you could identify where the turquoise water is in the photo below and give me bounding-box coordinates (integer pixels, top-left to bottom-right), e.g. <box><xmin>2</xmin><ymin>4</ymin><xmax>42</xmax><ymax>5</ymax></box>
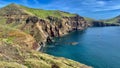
<box><xmin>43</xmin><ymin>27</ymin><xmax>120</xmax><ymax>68</ymax></box>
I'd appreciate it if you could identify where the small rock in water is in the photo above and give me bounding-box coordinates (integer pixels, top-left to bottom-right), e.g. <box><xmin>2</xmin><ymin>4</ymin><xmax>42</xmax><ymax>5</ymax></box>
<box><xmin>70</xmin><ymin>42</ymin><xmax>79</xmax><ymax>45</ymax></box>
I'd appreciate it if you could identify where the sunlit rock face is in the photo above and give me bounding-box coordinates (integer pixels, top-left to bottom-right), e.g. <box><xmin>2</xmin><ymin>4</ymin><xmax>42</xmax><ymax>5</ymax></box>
<box><xmin>0</xmin><ymin>3</ymin><xmax>92</xmax><ymax>68</ymax></box>
<box><xmin>23</xmin><ymin>15</ymin><xmax>88</xmax><ymax>44</ymax></box>
<box><xmin>0</xmin><ymin>3</ymin><xmax>88</xmax><ymax>50</ymax></box>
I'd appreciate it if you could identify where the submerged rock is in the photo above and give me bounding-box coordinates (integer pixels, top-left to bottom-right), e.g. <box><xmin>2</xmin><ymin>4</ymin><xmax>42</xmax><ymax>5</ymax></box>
<box><xmin>70</xmin><ymin>42</ymin><xmax>79</xmax><ymax>45</ymax></box>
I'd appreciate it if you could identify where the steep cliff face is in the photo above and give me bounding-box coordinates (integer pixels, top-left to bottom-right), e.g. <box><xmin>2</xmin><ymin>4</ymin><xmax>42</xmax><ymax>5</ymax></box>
<box><xmin>0</xmin><ymin>4</ymin><xmax>91</xmax><ymax>68</ymax></box>
<box><xmin>0</xmin><ymin>4</ymin><xmax>88</xmax><ymax>47</ymax></box>
<box><xmin>0</xmin><ymin>25</ymin><xmax>90</xmax><ymax>68</ymax></box>
<box><xmin>19</xmin><ymin>15</ymin><xmax>88</xmax><ymax>45</ymax></box>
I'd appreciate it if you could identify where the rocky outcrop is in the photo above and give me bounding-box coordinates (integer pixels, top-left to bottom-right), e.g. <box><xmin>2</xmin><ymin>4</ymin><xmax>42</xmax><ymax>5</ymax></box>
<box><xmin>1</xmin><ymin>14</ymin><xmax>88</xmax><ymax>50</ymax></box>
<box><xmin>0</xmin><ymin>4</ymin><xmax>91</xmax><ymax>68</ymax></box>
<box><xmin>89</xmin><ymin>21</ymin><xmax>120</xmax><ymax>27</ymax></box>
<box><xmin>23</xmin><ymin>15</ymin><xmax>88</xmax><ymax>45</ymax></box>
<box><xmin>0</xmin><ymin>23</ymin><xmax>91</xmax><ymax>68</ymax></box>
<box><xmin>0</xmin><ymin>4</ymin><xmax>88</xmax><ymax>49</ymax></box>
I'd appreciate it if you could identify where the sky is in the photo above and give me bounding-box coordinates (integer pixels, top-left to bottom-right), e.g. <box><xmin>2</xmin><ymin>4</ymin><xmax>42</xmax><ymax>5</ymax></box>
<box><xmin>0</xmin><ymin>0</ymin><xmax>120</xmax><ymax>20</ymax></box>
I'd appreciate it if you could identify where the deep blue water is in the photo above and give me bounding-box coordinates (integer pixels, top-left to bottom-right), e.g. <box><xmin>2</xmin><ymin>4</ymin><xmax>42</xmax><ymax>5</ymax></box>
<box><xmin>43</xmin><ymin>27</ymin><xmax>120</xmax><ymax>68</ymax></box>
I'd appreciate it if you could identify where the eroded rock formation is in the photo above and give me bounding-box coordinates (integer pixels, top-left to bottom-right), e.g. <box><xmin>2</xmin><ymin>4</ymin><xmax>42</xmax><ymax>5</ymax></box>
<box><xmin>0</xmin><ymin>4</ymin><xmax>91</xmax><ymax>68</ymax></box>
<box><xmin>0</xmin><ymin>3</ymin><xmax>88</xmax><ymax>51</ymax></box>
<box><xmin>25</xmin><ymin>15</ymin><xmax>88</xmax><ymax>45</ymax></box>
<box><xmin>3</xmin><ymin>14</ymin><xmax>88</xmax><ymax>49</ymax></box>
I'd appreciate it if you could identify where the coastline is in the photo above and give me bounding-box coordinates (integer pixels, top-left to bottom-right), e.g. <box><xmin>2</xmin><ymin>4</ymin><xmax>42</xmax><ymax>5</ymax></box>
<box><xmin>38</xmin><ymin>28</ymin><xmax>87</xmax><ymax>51</ymax></box>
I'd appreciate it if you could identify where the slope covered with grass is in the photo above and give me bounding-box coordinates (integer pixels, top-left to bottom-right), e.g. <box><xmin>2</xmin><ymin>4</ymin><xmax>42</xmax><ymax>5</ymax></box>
<box><xmin>84</xmin><ymin>17</ymin><xmax>95</xmax><ymax>24</ymax></box>
<box><xmin>0</xmin><ymin>3</ymin><xmax>91</xmax><ymax>68</ymax></box>
<box><xmin>103</xmin><ymin>15</ymin><xmax>120</xmax><ymax>24</ymax></box>
<box><xmin>21</xmin><ymin>6</ymin><xmax>75</xmax><ymax>19</ymax></box>
<box><xmin>84</xmin><ymin>16</ymin><xmax>120</xmax><ymax>26</ymax></box>
<box><xmin>0</xmin><ymin>3</ymin><xmax>75</xmax><ymax>19</ymax></box>
<box><xmin>0</xmin><ymin>22</ymin><xmax>90</xmax><ymax>68</ymax></box>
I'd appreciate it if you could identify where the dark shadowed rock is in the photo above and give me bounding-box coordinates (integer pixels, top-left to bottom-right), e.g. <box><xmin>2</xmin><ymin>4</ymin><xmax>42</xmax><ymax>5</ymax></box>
<box><xmin>51</xmin><ymin>64</ymin><xmax>60</xmax><ymax>68</ymax></box>
<box><xmin>6</xmin><ymin>18</ymin><xmax>13</xmax><ymax>24</ymax></box>
<box><xmin>91</xmin><ymin>21</ymin><xmax>120</xmax><ymax>27</ymax></box>
<box><xmin>46</xmin><ymin>36</ymin><xmax>53</xmax><ymax>44</ymax></box>
<box><xmin>26</xmin><ymin>16</ymin><xmax>38</xmax><ymax>24</ymax></box>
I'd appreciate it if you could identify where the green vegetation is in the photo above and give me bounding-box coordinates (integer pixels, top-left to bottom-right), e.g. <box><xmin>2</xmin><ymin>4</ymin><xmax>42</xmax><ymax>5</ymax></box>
<box><xmin>84</xmin><ymin>16</ymin><xmax>120</xmax><ymax>26</ymax></box>
<box><xmin>0</xmin><ymin>3</ymin><xmax>75</xmax><ymax>19</ymax></box>
<box><xmin>0</xmin><ymin>38</ymin><xmax>90</xmax><ymax>68</ymax></box>
<box><xmin>0</xmin><ymin>61</ymin><xmax>27</xmax><ymax>68</ymax></box>
<box><xmin>84</xmin><ymin>17</ymin><xmax>95</xmax><ymax>24</ymax></box>
<box><xmin>0</xmin><ymin>22</ymin><xmax>90</xmax><ymax>68</ymax></box>
<box><xmin>103</xmin><ymin>15</ymin><xmax>120</xmax><ymax>24</ymax></box>
<box><xmin>0</xmin><ymin>3</ymin><xmax>26</xmax><ymax>15</ymax></box>
<box><xmin>0</xmin><ymin>3</ymin><xmax>90</xmax><ymax>68</ymax></box>
<box><xmin>21</xmin><ymin>6</ymin><xmax>75</xmax><ymax>19</ymax></box>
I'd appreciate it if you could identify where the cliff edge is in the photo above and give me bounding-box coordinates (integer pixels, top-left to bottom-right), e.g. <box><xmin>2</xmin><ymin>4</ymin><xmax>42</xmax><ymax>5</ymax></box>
<box><xmin>0</xmin><ymin>3</ymin><xmax>91</xmax><ymax>68</ymax></box>
<box><xmin>0</xmin><ymin>3</ymin><xmax>88</xmax><ymax>48</ymax></box>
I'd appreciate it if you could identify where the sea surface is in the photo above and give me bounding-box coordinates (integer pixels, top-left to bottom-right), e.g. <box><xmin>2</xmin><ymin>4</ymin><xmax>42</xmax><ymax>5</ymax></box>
<box><xmin>43</xmin><ymin>27</ymin><xmax>120</xmax><ymax>68</ymax></box>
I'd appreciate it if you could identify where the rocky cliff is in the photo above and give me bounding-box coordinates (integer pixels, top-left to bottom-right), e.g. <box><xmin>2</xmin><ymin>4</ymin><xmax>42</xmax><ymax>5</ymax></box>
<box><xmin>0</xmin><ymin>3</ymin><xmax>88</xmax><ymax>48</ymax></box>
<box><xmin>0</xmin><ymin>25</ymin><xmax>91</xmax><ymax>68</ymax></box>
<box><xmin>0</xmin><ymin>3</ymin><xmax>90</xmax><ymax>68</ymax></box>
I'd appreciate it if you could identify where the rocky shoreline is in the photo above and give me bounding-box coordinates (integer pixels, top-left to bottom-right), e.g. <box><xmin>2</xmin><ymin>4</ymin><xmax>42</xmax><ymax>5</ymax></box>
<box><xmin>0</xmin><ymin>3</ymin><xmax>89</xmax><ymax>51</ymax></box>
<box><xmin>3</xmin><ymin>15</ymin><xmax>88</xmax><ymax>51</ymax></box>
<box><xmin>0</xmin><ymin>4</ymin><xmax>92</xmax><ymax>68</ymax></box>
<box><xmin>32</xmin><ymin>15</ymin><xmax>88</xmax><ymax>51</ymax></box>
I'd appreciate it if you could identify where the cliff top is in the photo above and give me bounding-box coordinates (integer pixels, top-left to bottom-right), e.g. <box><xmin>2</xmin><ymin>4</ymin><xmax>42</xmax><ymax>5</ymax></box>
<box><xmin>0</xmin><ymin>3</ymin><xmax>75</xmax><ymax>19</ymax></box>
<box><xmin>0</xmin><ymin>3</ymin><xmax>91</xmax><ymax>68</ymax></box>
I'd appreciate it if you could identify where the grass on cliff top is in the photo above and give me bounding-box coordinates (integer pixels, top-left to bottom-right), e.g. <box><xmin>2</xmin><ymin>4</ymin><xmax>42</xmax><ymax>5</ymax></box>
<box><xmin>21</xmin><ymin>5</ymin><xmax>75</xmax><ymax>19</ymax></box>
<box><xmin>84</xmin><ymin>17</ymin><xmax>120</xmax><ymax>24</ymax></box>
<box><xmin>84</xmin><ymin>17</ymin><xmax>95</xmax><ymax>23</ymax></box>
<box><xmin>1</xmin><ymin>3</ymin><xmax>75</xmax><ymax>19</ymax></box>
<box><xmin>103</xmin><ymin>16</ymin><xmax>120</xmax><ymax>24</ymax></box>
